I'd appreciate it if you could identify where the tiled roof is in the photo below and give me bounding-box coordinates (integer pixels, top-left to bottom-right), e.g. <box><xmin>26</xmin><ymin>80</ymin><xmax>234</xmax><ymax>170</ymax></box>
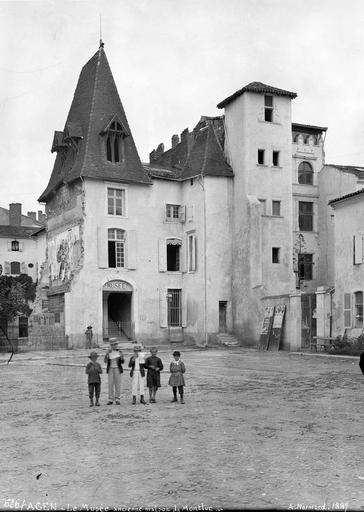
<box><xmin>217</xmin><ymin>81</ymin><xmax>297</xmax><ymax>109</ymax></box>
<box><xmin>0</xmin><ymin>225</ymin><xmax>41</xmax><ymax>238</ymax></box>
<box><xmin>143</xmin><ymin>164</ymin><xmax>180</xmax><ymax>180</ymax></box>
<box><xmin>325</xmin><ymin>164</ymin><xmax>364</xmax><ymax>178</ymax></box>
<box><xmin>292</xmin><ymin>123</ymin><xmax>328</xmax><ymax>133</ymax></box>
<box><xmin>329</xmin><ymin>188</ymin><xmax>364</xmax><ymax>206</ymax></box>
<box><xmin>39</xmin><ymin>47</ymin><xmax>151</xmax><ymax>202</ymax></box>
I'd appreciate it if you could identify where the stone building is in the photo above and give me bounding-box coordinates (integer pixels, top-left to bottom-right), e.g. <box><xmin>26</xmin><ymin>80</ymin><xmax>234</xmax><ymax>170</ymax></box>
<box><xmin>34</xmin><ymin>44</ymin><xmax>364</xmax><ymax>351</ymax></box>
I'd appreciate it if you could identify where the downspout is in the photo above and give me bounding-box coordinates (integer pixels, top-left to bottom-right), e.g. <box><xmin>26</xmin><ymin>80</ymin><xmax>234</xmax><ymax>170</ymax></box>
<box><xmin>198</xmin><ymin>174</ymin><xmax>208</xmax><ymax>347</ymax></box>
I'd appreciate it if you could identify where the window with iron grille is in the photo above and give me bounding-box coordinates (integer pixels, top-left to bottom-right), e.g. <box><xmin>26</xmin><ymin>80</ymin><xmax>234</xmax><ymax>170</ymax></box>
<box><xmin>354</xmin><ymin>291</ymin><xmax>363</xmax><ymax>328</ymax></box>
<box><xmin>167</xmin><ymin>289</ymin><xmax>182</xmax><ymax>327</ymax></box>
<box><xmin>108</xmin><ymin>229</ymin><xmax>125</xmax><ymax>268</ymax></box>
<box><xmin>298</xmin><ymin>201</ymin><xmax>313</xmax><ymax>231</ymax></box>
<box><xmin>108</xmin><ymin>187</ymin><xmax>125</xmax><ymax>216</ymax></box>
<box><xmin>298</xmin><ymin>161</ymin><xmax>313</xmax><ymax>185</ymax></box>
<box><xmin>264</xmin><ymin>95</ymin><xmax>273</xmax><ymax>122</ymax></box>
<box><xmin>298</xmin><ymin>253</ymin><xmax>313</xmax><ymax>281</ymax></box>
<box><xmin>166</xmin><ymin>238</ymin><xmax>181</xmax><ymax>271</ymax></box>
<box><xmin>166</xmin><ymin>204</ymin><xmax>180</xmax><ymax>221</ymax></box>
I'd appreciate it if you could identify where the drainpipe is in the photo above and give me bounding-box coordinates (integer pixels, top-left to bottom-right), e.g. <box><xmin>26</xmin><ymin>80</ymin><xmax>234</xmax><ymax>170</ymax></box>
<box><xmin>198</xmin><ymin>174</ymin><xmax>208</xmax><ymax>347</ymax></box>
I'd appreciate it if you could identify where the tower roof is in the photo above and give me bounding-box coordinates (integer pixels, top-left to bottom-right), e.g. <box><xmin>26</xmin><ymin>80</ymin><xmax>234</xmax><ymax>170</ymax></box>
<box><xmin>217</xmin><ymin>81</ymin><xmax>297</xmax><ymax>109</ymax></box>
<box><xmin>39</xmin><ymin>47</ymin><xmax>151</xmax><ymax>202</ymax></box>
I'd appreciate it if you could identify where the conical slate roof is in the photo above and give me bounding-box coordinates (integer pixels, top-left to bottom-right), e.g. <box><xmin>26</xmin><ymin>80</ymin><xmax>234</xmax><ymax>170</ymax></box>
<box><xmin>39</xmin><ymin>47</ymin><xmax>151</xmax><ymax>202</ymax></box>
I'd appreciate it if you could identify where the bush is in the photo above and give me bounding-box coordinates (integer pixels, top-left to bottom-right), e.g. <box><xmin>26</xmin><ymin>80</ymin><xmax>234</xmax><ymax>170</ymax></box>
<box><xmin>329</xmin><ymin>334</ymin><xmax>364</xmax><ymax>356</ymax></box>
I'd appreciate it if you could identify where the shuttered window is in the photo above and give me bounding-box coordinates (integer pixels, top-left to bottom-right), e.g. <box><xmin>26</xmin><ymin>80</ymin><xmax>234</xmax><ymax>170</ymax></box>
<box><xmin>353</xmin><ymin>234</ymin><xmax>363</xmax><ymax>265</ymax></box>
<box><xmin>344</xmin><ymin>293</ymin><xmax>352</xmax><ymax>328</ymax></box>
<box><xmin>299</xmin><ymin>202</ymin><xmax>313</xmax><ymax>231</ymax></box>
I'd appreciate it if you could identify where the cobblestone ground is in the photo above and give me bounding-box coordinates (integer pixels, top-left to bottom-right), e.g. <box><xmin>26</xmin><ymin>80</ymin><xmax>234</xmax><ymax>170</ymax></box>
<box><xmin>0</xmin><ymin>347</ymin><xmax>363</xmax><ymax>511</ymax></box>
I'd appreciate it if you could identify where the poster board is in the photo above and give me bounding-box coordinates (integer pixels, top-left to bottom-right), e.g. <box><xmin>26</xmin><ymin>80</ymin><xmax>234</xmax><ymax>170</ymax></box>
<box><xmin>268</xmin><ymin>305</ymin><xmax>286</xmax><ymax>350</ymax></box>
<box><xmin>259</xmin><ymin>306</ymin><xmax>275</xmax><ymax>350</ymax></box>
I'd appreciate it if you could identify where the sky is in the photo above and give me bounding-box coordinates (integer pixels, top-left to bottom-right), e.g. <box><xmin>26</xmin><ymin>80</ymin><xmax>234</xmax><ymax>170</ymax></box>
<box><xmin>1</xmin><ymin>0</ymin><xmax>364</xmax><ymax>214</ymax></box>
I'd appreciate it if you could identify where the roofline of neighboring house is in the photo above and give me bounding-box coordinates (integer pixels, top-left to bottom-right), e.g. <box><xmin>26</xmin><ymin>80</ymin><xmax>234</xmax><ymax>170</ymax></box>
<box><xmin>328</xmin><ymin>188</ymin><xmax>364</xmax><ymax>206</ymax></box>
<box><xmin>292</xmin><ymin>123</ymin><xmax>328</xmax><ymax>132</ymax></box>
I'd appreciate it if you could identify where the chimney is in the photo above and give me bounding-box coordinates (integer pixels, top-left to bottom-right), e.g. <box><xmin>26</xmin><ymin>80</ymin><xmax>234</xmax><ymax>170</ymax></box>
<box><xmin>38</xmin><ymin>211</ymin><xmax>46</xmax><ymax>224</ymax></box>
<box><xmin>171</xmin><ymin>134</ymin><xmax>179</xmax><ymax>149</ymax></box>
<box><xmin>149</xmin><ymin>149</ymin><xmax>157</xmax><ymax>163</ymax></box>
<box><xmin>27</xmin><ymin>211</ymin><xmax>37</xmax><ymax>222</ymax></box>
<box><xmin>156</xmin><ymin>143</ymin><xmax>164</xmax><ymax>159</ymax></box>
<box><xmin>9</xmin><ymin>203</ymin><xmax>22</xmax><ymax>226</ymax></box>
<box><xmin>180</xmin><ymin>128</ymin><xmax>189</xmax><ymax>144</ymax></box>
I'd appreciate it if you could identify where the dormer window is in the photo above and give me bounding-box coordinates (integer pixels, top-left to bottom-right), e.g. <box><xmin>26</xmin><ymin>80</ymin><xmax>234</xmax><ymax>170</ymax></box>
<box><xmin>102</xmin><ymin>117</ymin><xmax>128</xmax><ymax>164</ymax></box>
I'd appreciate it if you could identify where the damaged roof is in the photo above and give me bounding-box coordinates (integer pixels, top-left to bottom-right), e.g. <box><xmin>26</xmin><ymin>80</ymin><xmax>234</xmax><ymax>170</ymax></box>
<box><xmin>217</xmin><ymin>81</ymin><xmax>297</xmax><ymax>109</ymax></box>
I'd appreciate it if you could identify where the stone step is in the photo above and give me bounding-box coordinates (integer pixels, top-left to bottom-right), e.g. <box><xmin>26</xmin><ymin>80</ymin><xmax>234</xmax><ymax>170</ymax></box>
<box><xmin>216</xmin><ymin>333</ymin><xmax>239</xmax><ymax>346</ymax></box>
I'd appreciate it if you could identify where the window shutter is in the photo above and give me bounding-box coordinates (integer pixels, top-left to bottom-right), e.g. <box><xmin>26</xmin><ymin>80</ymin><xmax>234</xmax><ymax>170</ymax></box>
<box><xmin>97</xmin><ymin>227</ymin><xmax>108</xmax><ymax>268</ymax></box>
<box><xmin>158</xmin><ymin>239</ymin><xmax>167</xmax><ymax>272</ymax></box>
<box><xmin>127</xmin><ymin>230</ymin><xmax>137</xmax><ymax>270</ymax></box>
<box><xmin>187</xmin><ymin>204</ymin><xmax>195</xmax><ymax>222</ymax></box>
<box><xmin>4</xmin><ymin>261</ymin><xmax>10</xmax><ymax>274</ymax></box>
<box><xmin>181</xmin><ymin>235</ymin><xmax>187</xmax><ymax>273</ymax></box>
<box><xmin>344</xmin><ymin>293</ymin><xmax>352</xmax><ymax>328</ymax></box>
<box><xmin>353</xmin><ymin>234</ymin><xmax>363</xmax><ymax>264</ymax></box>
<box><xmin>7</xmin><ymin>242</ymin><xmax>11</xmax><ymax>251</ymax></box>
<box><xmin>182</xmin><ymin>288</ymin><xmax>187</xmax><ymax>327</ymax></box>
<box><xmin>179</xmin><ymin>205</ymin><xmax>186</xmax><ymax>223</ymax></box>
<box><xmin>159</xmin><ymin>288</ymin><xmax>168</xmax><ymax>327</ymax></box>
<box><xmin>20</xmin><ymin>262</ymin><xmax>27</xmax><ymax>274</ymax></box>
<box><xmin>18</xmin><ymin>242</ymin><xmax>23</xmax><ymax>252</ymax></box>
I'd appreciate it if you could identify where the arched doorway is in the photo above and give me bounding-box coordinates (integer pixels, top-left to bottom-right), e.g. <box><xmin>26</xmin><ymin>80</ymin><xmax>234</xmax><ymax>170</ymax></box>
<box><xmin>103</xmin><ymin>280</ymin><xmax>133</xmax><ymax>341</ymax></box>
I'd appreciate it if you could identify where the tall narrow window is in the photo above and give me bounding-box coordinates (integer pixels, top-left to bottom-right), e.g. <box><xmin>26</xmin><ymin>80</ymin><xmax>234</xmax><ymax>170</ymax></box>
<box><xmin>108</xmin><ymin>187</ymin><xmax>125</xmax><ymax>216</ymax></box>
<box><xmin>105</xmin><ymin>121</ymin><xmax>124</xmax><ymax>163</ymax></box>
<box><xmin>264</xmin><ymin>95</ymin><xmax>273</xmax><ymax>122</ymax></box>
<box><xmin>258</xmin><ymin>149</ymin><xmax>265</xmax><ymax>165</ymax></box>
<box><xmin>18</xmin><ymin>316</ymin><xmax>28</xmax><ymax>338</ymax></box>
<box><xmin>11</xmin><ymin>241</ymin><xmax>19</xmax><ymax>251</ymax></box>
<box><xmin>272</xmin><ymin>247</ymin><xmax>280</xmax><ymax>263</ymax></box>
<box><xmin>353</xmin><ymin>234</ymin><xmax>363</xmax><ymax>265</ymax></box>
<box><xmin>298</xmin><ymin>161</ymin><xmax>313</xmax><ymax>185</ymax></box>
<box><xmin>108</xmin><ymin>229</ymin><xmax>125</xmax><ymax>268</ymax></box>
<box><xmin>272</xmin><ymin>200</ymin><xmax>281</xmax><ymax>216</ymax></box>
<box><xmin>166</xmin><ymin>238</ymin><xmax>181</xmax><ymax>271</ymax></box>
<box><xmin>298</xmin><ymin>254</ymin><xmax>313</xmax><ymax>281</ymax></box>
<box><xmin>259</xmin><ymin>199</ymin><xmax>267</xmax><ymax>215</ymax></box>
<box><xmin>188</xmin><ymin>233</ymin><xmax>197</xmax><ymax>272</ymax></box>
<box><xmin>10</xmin><ymin>261</ymin><xmax>20</xmax><ymax>275</ymax></box>
<box><xmin>354</xmin><ymin>291</ymin><xmax>363</xmax><ymax>328</ymax></box>
<box><xmin>272</xmin><ymin>151</ymin><xmax>280</xmax><ymax>167</ymax></box>
<box><xmin>344</xmin><ymin>293</ymin><xmax>352</xmax><ymax>328</ymax></box>
<box><xmin>299</xmin><ymin>201</ymin><xmax>313</xmax><ymax>231</ymax></box>
<box><xmin>167</xmin><ymin>289</ymin><xmax>182</xmax><ymax>327</ymax></box>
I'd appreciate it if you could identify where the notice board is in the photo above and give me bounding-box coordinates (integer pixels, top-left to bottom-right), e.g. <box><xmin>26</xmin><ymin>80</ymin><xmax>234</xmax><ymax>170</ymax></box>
<box><xmin>268</xmin><ymin>305</ymin><xmax>286</xmax><ymax>350</ymax></box>
<box><xmin>259</xmin><ymin>306</ymin><xmax>275</xmax><ymax>350</ymax></box>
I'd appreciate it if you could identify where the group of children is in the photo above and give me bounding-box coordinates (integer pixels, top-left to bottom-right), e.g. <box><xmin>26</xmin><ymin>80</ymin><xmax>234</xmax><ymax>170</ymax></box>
<box><xmin>85</xmin><ymin>338</ymin><xmax>186</xmax><ymax>407</ymax></box>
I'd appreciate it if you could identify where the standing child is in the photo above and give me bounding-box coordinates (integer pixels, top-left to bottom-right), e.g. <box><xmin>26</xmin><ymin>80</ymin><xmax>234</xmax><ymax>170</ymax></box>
<box><xmin>129</xmin><ymin>345</ymin><xmax>146</xmax><ymax>404</ymax></box>
<box><xmin>104</xmin><ymin>338</ymin><xmax>124</xmax><ymax>405</ymax></box>
<box><xmin>85</xmin><ymin>351</ymin><xmax>102</xmax><ymax>407</ymax></box>
<box><xmin>169</xmin><ymin>351</ymin><xmax>186</xmax><ymax>404</ymax></box>
<box><xmin>145</xmin><ymin>347</ymin><xmax>164</xmax><ymax>403</ymax></box>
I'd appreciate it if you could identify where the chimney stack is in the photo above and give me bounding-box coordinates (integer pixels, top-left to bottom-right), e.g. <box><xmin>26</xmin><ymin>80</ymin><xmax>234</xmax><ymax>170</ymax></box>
<box><xmin>149</xmin><ymin>149</ymin><xmax>157</xmax><ymax>163</ymax></box>
<box><xmin>9</xmin><ymin>203</ymin><xmax>22</xmax><ymax>226</ymax></box>
<box><xmin>27</xmin><ymin>211</ymin><xmax>37</xmax><ymax>222</ymax></box>
<box><xmin>171</xmin><ymin>134</ymin><xmax>179</xmax><ymax>149</ymax></box>
<box><xmin>38</xmin><ymin>211</ymin><xmax>46</xmax><ymax>224</ymax></box>
<box><xmin>156</xmin><ymin>143</ymin><xmax>164</xmax><ymax>159</ymax></box>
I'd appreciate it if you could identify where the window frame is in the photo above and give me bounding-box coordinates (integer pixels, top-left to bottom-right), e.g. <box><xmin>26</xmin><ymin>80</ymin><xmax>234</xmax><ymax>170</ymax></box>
<box><xmin>257</xmin><ymin>149</ymin><xmax>265</xmax><ymax>165</ymax></box>
<box><xmin>187</xmin><ymin>232</ymin><xmax>197</xmax><ymax>272</ymax></box>
<box><xmin>10</xmin><ymin>261</ymin><xmax>21</xmax><ymax>275</ymax></box>
<box><xmin>298</xmin><ymin>201</ymin><xmax>314</xmax><ymax>231</ymax></box>
<box><xmin>165</xmin><ymin>203</ymin><xmax>181</xmax><ymax>222</ymax></box>
<box><xmin>272</xmin><ymin>247</ymin><xmax>280</xmax><ymax>264</ymax></box>
<box><xmin>105</xmin><ymin>184</ymin><xmax>127</xmax><ymax>218</ymax></box>
<box><xmin>272</xmin><ymin>200</ymin><xmax>281</xmax><ymax>217</ymax></box>
<box><xmin>258</xmin><ymin>198</ymin><xmax>267</xmax><ymax>215</ymax></box>
<box><xmin>108</xmin><ymin>228</ymin><xmax>126</xmax><ymax>269</ymax></box>
<box><xmin>105</xmin><ymin>121</ymin><xmax>125</xmax><ymax>163</ymax></box>
<box><xmin>166</xmin><ymin>238</ymin><xmax>182</xmax><ymax>272</ymax></box>
<box><xmin>298</xmin><ymin>161</ymin><xmax>314</xmax><ymax>185</ymax></box>
<box><xmin>298</xmin><ymin>253</ymin><xmax>313</xmax><ymax>281</ymax></box>
<box><xmin>167</xmin><ymin>288</ymin><xmax>182</xmax><ymax>327</ymax></box>
<box><xmin>264</xmin><ymin>95</ymin><xmax>274</xmax><ymax>122</ymax></box>
<box><xmin>272</xmin><ymin>151</ymin><xmax>280</xmax><ymax>167</ymax></box>
<box><xmin>354</xmin><ymin>291</ymin><xmax>363</xmax><ymax>328</ymax></box>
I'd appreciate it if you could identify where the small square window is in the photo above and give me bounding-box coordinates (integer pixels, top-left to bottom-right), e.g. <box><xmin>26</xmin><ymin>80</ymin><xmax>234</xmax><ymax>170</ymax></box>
<box><xmin>272</xmin><ymin>200</ymin><xmax>281</xmax><ymax>216</ymax></box>
<box><xmin>258</xmin><ymin>149</ymin><xmax>265</xmax><ymax>165</ymax></box>
<box><xmin>166</xmin><ymin>204</ymin><xmax>180</xmax><ymax>221</ymax></box>
<box><xmin>272</xmin><ymin>151</ymin><xmax>280</xmax><ymax>167</ymax></box>
<box><xmin>272</xmin><ymin>247</ymin><xmax>280</xmax><ymax>263</ymax></box>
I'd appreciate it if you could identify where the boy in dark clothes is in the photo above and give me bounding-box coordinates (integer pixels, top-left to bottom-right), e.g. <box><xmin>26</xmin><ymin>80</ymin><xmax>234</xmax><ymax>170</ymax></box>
<box><xmin>85</xmin><ymin>351</ymin><xmax>103</xmax><ymax>407</ymax></box>
<box><xmin>145</xmin><ymin>347</ymin><xmax>164</xmax><ymax>403</ymax></box>
<box><xmin>359</xmin><ymin>352</ymin><xmax>364</xmax><ymax>375</ymax></box>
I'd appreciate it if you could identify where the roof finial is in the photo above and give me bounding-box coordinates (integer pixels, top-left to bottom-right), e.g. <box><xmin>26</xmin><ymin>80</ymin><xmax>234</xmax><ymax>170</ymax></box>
<box><xmin>99</xmin><ymin>14</ymin><xmax>104</xmax><ymax>48</ymax></box>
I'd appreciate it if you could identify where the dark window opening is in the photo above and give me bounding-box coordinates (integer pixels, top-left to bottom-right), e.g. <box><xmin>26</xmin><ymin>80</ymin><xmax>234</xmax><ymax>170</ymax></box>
<box><xmin>272</xmin><ymin>200</ymin><xmax>281</xmax><ymax>216</ymax></box>
<box><xmin>258</xmin><ymin>149</ymin><xmax>265</xmax><ymax>165</ymax></box>
<box><xmin>106</xmin><ymin>137</ymin><xmax>112</xmax><ymax>161</ymax></box>
<box><xmin>272</xmin><ymin>151</ymin><xmax>280</xmax><ymax>166</ymax></box>
<box><xmin>298</xmin><ymin>253</ymin><xmax>313</xmax><ymax>281</ymax></box>
<box><xmin>108</xmin><ymin>241</ymin><xmax>116</xmax><ymax>268</ymax></box>
<box><xmin>10</xmin><ymin>261</ymin><xmax>20</xmax><ymax>274</ymax></box>
<box><xmin>54</xmin><ymin>312</ymin><xmax>61</xmax><ymax>323</ymax></box>
<box><xmin>299</xmin><ymin>201</ymin><xmax>313</xmax><ymax>231</ymax></box>
<box><xmin>264</xmin><ymin>95</ymin><xmax>273</xmax><ymax>122</ymax></box>
<box><xmin>298</xmin><ymin>161</ymin><xmax>313</xmax><ymax>185</ymax></box>
<box><xmin>18</xmin><ymin>316</ymin><xmax>28</xmax><ymax>338</ymax></box>
<box><xmin>272</xmin><ymin>247</ymin><xmax>280</xmax><ymax>263</ymax></box>
<box><xmin>11</xmin><ymin>241</ymin><xmax>19</xmax><ymax>251</ymax></box>
<box><xmin>354</xmin><ymin>291</ymin><xmax>363</xmax><ymax>328</ymax></box>
<box><xmin>28</xmin><ymin>263</ymin><xmax>34</xmax><ymax>268</ymax></box>
<box><xmin>167</xmin><ymin>244</ymin><xmax>180</xmax><ymax>271</ymax></box>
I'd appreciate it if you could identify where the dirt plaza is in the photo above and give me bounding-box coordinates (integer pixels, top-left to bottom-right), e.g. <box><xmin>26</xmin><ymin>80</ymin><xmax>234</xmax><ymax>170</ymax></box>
<box><xmin>0</xmin><ymin>346</ymin><xmax>362</xmax><ymax>511</ymax></box>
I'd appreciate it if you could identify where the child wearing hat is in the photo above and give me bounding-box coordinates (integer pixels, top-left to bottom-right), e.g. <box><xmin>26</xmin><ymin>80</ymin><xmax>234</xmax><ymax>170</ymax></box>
<box><xmin>144</xmin><ymin>347</ymin><xmax>164</xmax><ymax>403</ymax></box>
<box><xmin>104</xmin><ymin>338</ymin><xmax>124</xmax><ymax>405</ymax></box>
<box><xmin>85</xmin><ymin>351</ymin><xmax>103</xmax><ymax>407</ymax></box>
<box><xmin>169</xmin><ymin>351</ymin><xmax>186</xmax><ymax>404</ymax></box>
<box><xmin>129</xmin><ymin>345</ymin><xmax>146</xmax><ymax>404</ymax></box>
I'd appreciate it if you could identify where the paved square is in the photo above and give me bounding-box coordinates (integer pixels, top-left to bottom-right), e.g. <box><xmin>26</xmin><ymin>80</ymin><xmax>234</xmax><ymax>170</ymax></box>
<box><xmin>0</xmin><ymin>348</ymin><xmax>362</xmax><ymax>510</ymax></box>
